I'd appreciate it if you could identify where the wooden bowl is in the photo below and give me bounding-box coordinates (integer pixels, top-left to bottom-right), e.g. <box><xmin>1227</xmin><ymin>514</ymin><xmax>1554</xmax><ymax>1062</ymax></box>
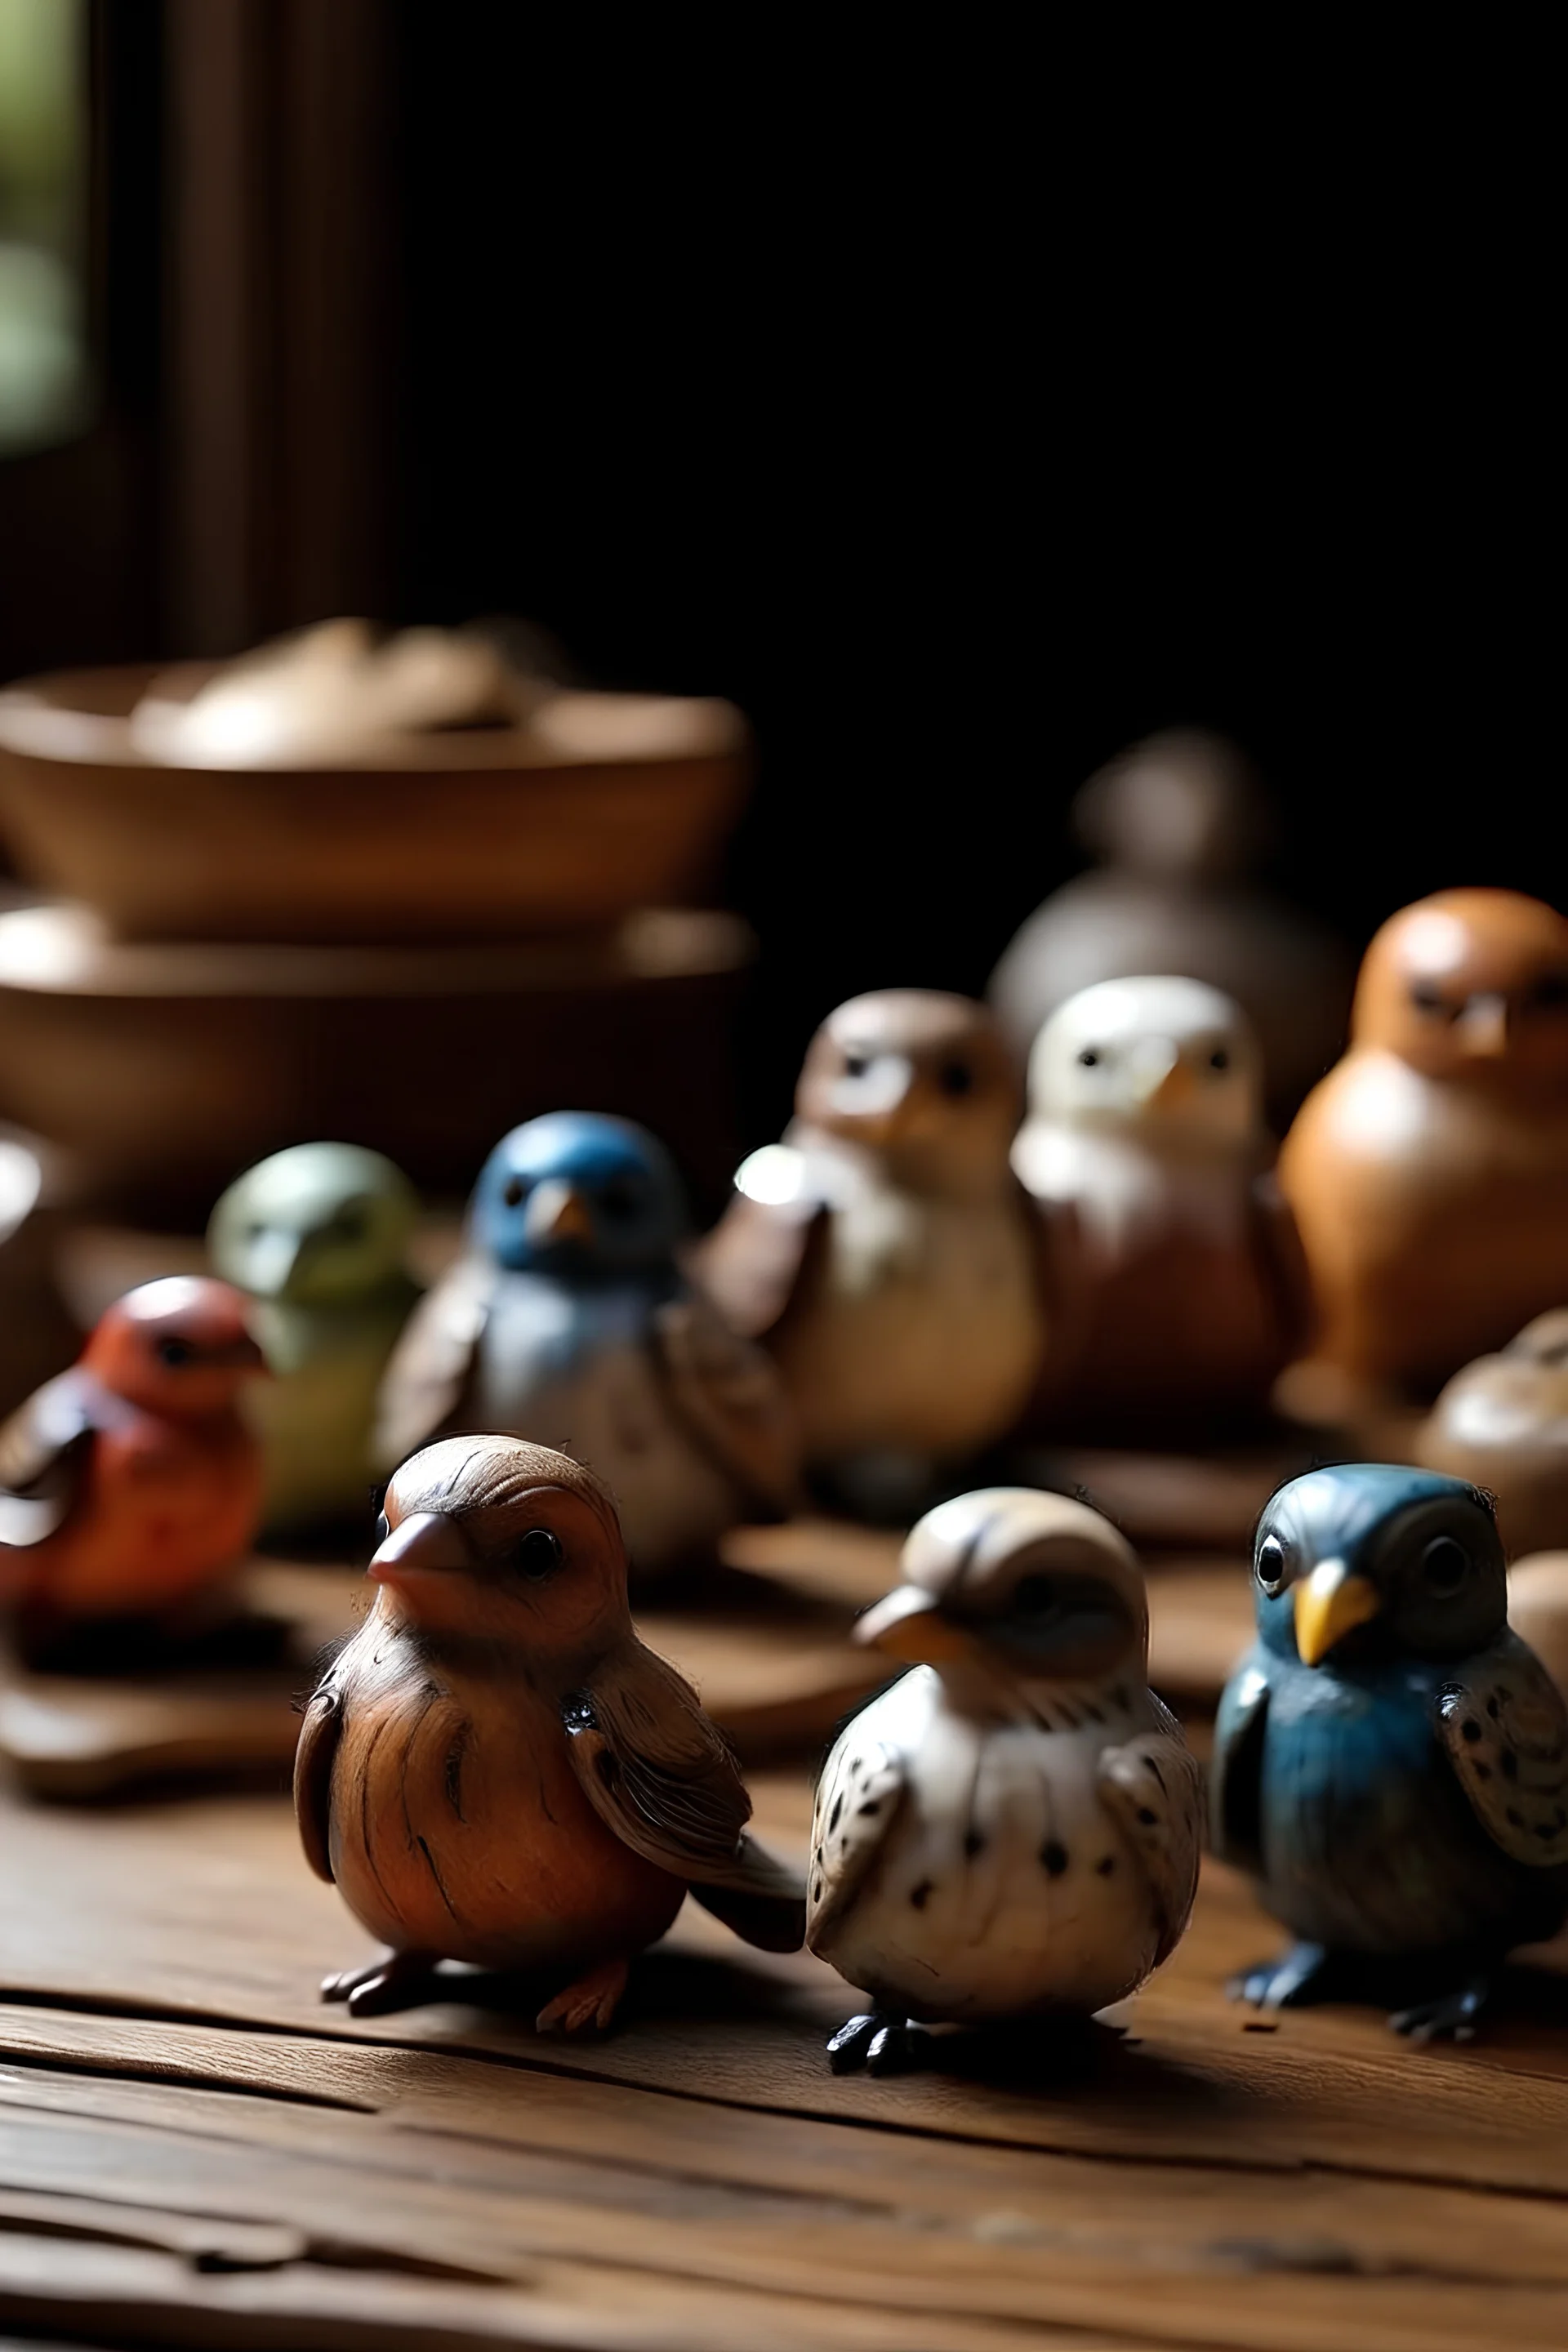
<box><xmin>0</xmin><ymin>900</ymin><xmax>751</xmax><ymax>1223</ymax></box>
<box><xmin>0</xmin><ymin>664</ymin><xmax>751</xmax><ymax>945</ymax></box>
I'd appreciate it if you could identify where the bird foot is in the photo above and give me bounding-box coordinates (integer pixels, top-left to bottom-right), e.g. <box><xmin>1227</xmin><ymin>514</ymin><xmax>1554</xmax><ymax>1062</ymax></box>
<box><xmin>1228</xmin><ymin>1941</ymin><xmax>1339</xmax><ymax>2011</ymax></box>
<box><xmin>1389</xmin><ymin>1977</ymin><xmax>1490</xmax><ymax>2043</ymax></box>
<box><xmin>826</xmin><ymin>2011</ymin><xmax>933</xmax><ymax>2075</ymax></box>
<box><xmin>536</xmin><ymin>1957</ymin><xmax>630</xmax><ymax>2035</ymax></box>
<box><xmin>321</xmin><ymin>1950</ymin><xmax>441</xmax><ymax>2017</ymax></box>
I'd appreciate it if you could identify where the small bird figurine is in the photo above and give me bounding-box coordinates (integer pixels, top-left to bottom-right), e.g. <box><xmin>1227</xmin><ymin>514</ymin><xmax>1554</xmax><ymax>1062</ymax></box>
<box><xmin>1417</xmin><ymin>1312</ymin><xmax>1568</xmax><ymax>1558</ymax></box>
<box><xmin>806</xmin><ymin>1487</ymin><xmax>1202</xmax><ymax>2071</ymax></box>
<box><xmin>296</xmin><ymin>1435</ymin><xmax>805</xmax><ymax>2023</ymax></box>
<box><xmin>374</xmin><ymin>1113</ymin><xmax>797</xmax><ymax>1579</ymax></box>
<box><xmin>208</xmin><ymin>1142</ymin><xmax>421</xmax><ymax>1535</ymax></box>
<box><xmin>988</xmin><ymin>730</ymin><xmax>1353</xmax><ymax>1132</ymax></box>
<box><xmin>1279</xmin><ymin>889</ymin><xmax>1568</xmax><ymax>1399</ymax></box>
<box><xmin>1213</xmin><ymin>1464</ymin><xmax>1568</xmax><ymax>2038</ymax></box>
<box><xmin>695</xmin><ymin>993</ymin><xmax>1049</xmax><ymax>1513</ymax></box>
<box><xmin>0</xmin><ymin>1276</ymin><xmax>267</xmax><ymax>1670</ymax></box>
<box><xmin>1013</xmin><ymin>976</ymin><xmax>1309</xmax><ymax>1439</ymax></box>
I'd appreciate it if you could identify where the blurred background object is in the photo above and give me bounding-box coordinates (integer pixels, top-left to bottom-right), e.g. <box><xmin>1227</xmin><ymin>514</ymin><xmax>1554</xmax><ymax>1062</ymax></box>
<box><xmin>989</xmin><ymin>732</ymin><xmax>1356</xmax><ymax>1133</ymax></box>
<box><xmin>0</xmin><ymin>0</ymin><xmax>89</xmax><ymax>459</ymax></box>
<box><xmin>0</xmin><ymin>1117</ymin><xmax>79</xmax><ymax>1412</ymax></box>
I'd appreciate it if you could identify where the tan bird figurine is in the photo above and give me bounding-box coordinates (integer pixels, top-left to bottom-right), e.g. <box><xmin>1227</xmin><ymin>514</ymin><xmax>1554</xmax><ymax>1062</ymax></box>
<box><xmin>1279</xmin><ymin>889</ymin><xmax>1568</xmax><ymax>1399</ymax></box>
<box><xmin>807</xmin><ymin>1487</ymin><xmax>1202</xmax><ymax>2071</ymax></box>
<box><xmin>1013</xmin><ymin>975</ymin><xmax>1307</xmax><ymax>1439</ymax></box>
<box><xmin>296</xmin><ymin>1436</ymin><xmax>805</xmax><ymax>2025</ymax></box>
<box><xmin>695</xmin><ymin>992</ymin><xmax>1049</xmax><ymax>1513</ymax></box>
<box><xmin>1417</xmin><ymin>1312</ymin><xmax>1568</xmax><ymax>1557</ymax></box>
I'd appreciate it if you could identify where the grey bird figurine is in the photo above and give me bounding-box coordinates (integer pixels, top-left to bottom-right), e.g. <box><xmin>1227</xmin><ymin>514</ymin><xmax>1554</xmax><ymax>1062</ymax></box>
<box><xmin>806</xmin><ymin>1488</ymin><xmax>1202</xmax><ymax>2072</ymax></box>
<box><xmin>1213</xmin><ymin>1463</ymin><xmax>1568</xmax><ymax>2039</ymax></box>
<box><xmin>374</xmin><ymin>1113</ymin><xmax>798</xmax><ymax>1580</ymax></box>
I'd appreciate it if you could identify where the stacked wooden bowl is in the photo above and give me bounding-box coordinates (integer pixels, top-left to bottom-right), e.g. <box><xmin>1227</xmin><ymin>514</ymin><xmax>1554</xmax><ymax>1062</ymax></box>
<box><xmin>0</xmin><ymin>659</ymin><xmax>755</xmax><ymax>1223</ymax></box>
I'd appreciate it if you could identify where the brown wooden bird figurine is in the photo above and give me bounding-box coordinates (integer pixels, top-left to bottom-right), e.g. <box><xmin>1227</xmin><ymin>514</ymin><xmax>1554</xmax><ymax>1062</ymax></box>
<box><xmin>694</xmin><ymin>991</ymin><xmax>1049</xmax><ymax>1513</ymax></box>
<box><xmin>1279</xmin><ymin>889</ymin><xmax>1568</xmax><ymax>1398</ymax></box>
<box><xmin>0</xmin><ymin>1276</ymin><xmax>267</xmax><ymax>1669</ymax></box>
<box><xmin>296</xmin><ymin>1435</ymin><xmax>805</xmax><ymax>2025</ymax></box>
<box><xmin>1417</xmin><ymin>1311</ymin><xmax>1568</xmax><ymax>1557</ymax></box>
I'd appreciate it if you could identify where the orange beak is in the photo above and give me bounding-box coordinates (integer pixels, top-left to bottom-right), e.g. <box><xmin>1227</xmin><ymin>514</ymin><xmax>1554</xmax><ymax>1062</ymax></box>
<box><xmin>523</xmin><ymin>1179</ymin><xmax>595</xmax><ymax>1246</ymax></box>
<box><xmin>854</xmin><ymin>1584</ymin><xmax>987</xmax><ymax>1667</ymax></box>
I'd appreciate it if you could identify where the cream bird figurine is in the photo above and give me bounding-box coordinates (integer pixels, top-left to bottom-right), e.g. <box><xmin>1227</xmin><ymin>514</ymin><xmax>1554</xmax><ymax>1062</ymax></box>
<box><xmin>696</xmin><ymin>992</ymin><xmax>1049</xmax><ymax>1513</ymax></box>
<box><xmin>1013</xmin><ymin>976</ymin><xmax>1308</xmax><ymax>1437</ymax></box>
<box><xmin>807</xmin><ymin>1487</ymin><xmax>1202</xmax><ymax>2072</ymax></box>
<box><xmin>296</xmin><ymin>1436</ymin><xmax>805</xmax><ymax>2025</ymax></box>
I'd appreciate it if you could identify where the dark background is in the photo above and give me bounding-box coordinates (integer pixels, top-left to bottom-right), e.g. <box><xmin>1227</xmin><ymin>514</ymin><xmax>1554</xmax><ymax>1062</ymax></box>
<box><xmin>1</xmin><ymin>6</ymin><xmax>1552</xmax><ymax>1143</ymax></box>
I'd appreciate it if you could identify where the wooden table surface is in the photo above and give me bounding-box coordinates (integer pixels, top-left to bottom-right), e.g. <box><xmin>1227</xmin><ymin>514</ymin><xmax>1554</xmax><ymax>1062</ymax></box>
<box><xmin>7</xmin><ymin>1718</ymin><xmax>1568</xmax><ymax>2351</ymax></box>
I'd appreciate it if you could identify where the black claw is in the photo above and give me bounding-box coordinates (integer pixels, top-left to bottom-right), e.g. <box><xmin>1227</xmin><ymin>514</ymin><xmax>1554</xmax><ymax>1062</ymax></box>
<box><xmin>1227</xmin><ymin>1942</ymin><xmax>1335</xmax><ymax>2011</ymax></box>
<box><xmin>1389</xmin><ymin>1980</ymin><xmax>1490</xmax><ymax>2042</ymax></box>
<box><xmin>826</xmin><ymin>2012</ymin><xmax>882</xmax><ymax>2072</ymax></box>
<box><xmin>866</xmin><ymin>2022</ymin><xmax>932</xmax><ymax>2076</ymax></box>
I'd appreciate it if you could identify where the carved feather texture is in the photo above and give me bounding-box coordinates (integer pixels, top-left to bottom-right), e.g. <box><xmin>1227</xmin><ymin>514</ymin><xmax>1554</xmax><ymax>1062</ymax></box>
<box><xmin>1437</xmin><ymin>1637</ymin><xmax>1568</xmax><ymax>1868</ymax></box>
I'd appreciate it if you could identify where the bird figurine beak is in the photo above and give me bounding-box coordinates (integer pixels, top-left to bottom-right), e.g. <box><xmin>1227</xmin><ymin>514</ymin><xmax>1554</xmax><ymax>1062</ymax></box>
<box><xmin>1141</xmin><ymin>1051</ymin><xmax>1196</xmax><ymax>1111</ymax></box>
<box><xmin>854</xmin><ymin>1584</ymin><xmax>986</xmax><ymax>1667</ymax></box>
<box><xmin>244</xmin><ymin>1229</ymin><xmax>305</xmax><ymax>1298</ymax></box>
<box><xmin>523</xmin><ymin>1178</ymin><xmax>595</xmax><ymax>1246</ymax></box>
<box><xmin>1457</xmin><ymin>992</ymin><xmax>1510</xmax><ymax>1057</ymax></box>
<box><xmin>369</xmin><ymin>1511</ymin><xmax>472</xmax><ymax>1592</ymax></box>
<box><xmin>1294</xmin><ymin>1558</ymin><xmax>1380</xmax><ymax>1667</ymax></box>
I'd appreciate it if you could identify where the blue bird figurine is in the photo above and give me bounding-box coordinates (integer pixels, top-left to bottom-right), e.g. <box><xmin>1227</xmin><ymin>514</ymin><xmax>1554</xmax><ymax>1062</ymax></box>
<box><xmin>373</xmin><ymin>1113</ymin><xmax>799</xmax><ymax>1580</ymax></box>
<box><xmin>1213</xmin><ymin>1463</ymin><xmax>1568</xmax><ymax>2038</ymax></box>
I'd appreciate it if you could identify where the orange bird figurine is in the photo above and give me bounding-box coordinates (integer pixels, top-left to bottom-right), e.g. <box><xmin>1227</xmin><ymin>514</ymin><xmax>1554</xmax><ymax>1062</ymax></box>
<box><xmin>1279</xmin><ymin>889</ymin><xmax>1568</xmax><ymax>1398</ymax></box>
<box><xmin>296</xmin><ymin>1435</ymin><xmax>805</xmax><ymax>2025</ymax></box>
<box><xmin>0</xmin><ymin>1276</ymin><xmax>268</xmax><ymax>1670</ymax></box>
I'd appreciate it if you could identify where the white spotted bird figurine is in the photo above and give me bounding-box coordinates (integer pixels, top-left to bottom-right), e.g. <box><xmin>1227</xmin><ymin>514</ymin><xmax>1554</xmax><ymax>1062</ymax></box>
<box><xmin>296</xmin><ymin>1436</ymin><xmax>805</xmax><ymax>2026</ymax></box>
<box><xmin>807</xmin><ymin>1488</ymin><xmax>1202</xmax><ymax>2071</ymax></box>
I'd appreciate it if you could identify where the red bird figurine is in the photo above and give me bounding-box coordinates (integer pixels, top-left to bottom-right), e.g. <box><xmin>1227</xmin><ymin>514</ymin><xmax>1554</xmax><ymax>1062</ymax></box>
<box><xmin>0</xmin><ymin>1276</ymin><xmax>268</xmax><ymax>1669</ymax></box>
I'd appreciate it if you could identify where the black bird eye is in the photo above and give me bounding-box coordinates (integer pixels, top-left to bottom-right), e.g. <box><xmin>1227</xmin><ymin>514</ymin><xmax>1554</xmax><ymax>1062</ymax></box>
<box><xmin>598</xmin><ymin>1177</ymin><xmax>644</xmax><ymax>1223</ymax></box>
<box><xmin>1409</xmin><ymin>982</ymin><xmax>1448</xmax><ymax>1016</ymax></box>
<box><xmin>938</xmin><ymin>1060</ymin><xmax>973</xmax><ymax>1097</ymax></box>
<box><xmin>514</xmin><ymin>1527</ymin><xmax>564</xmax><ymax>1580</ymax></box>
<box><xmin>373</xmin><ymin>1512</ymin><xmax>390</xmax><ymax>1547</ymax></box>
<box><xmin>1208</xmin><ymin>1047</ymin><xmax>1231</xmax><ymax>1072</ymax></box>
<box><xmin>1077</xmin><ymin>1047</ymin><xmax>1101</xmax><ymax>1068</ymax></box>
<box><xmin>501</xmin><ymin>1175</ymin><xmax>528</xmax><ymax>1209</ymax></box>
<box><xmin>842</xmin><ymin>1052</ymin><xmax>870</xmax><ymax>1079</ymax></box>
<box><xmin>1421</xmin><ymin>1535</ymin><xmax>1470</xmax><ymax>1596</ymax></box>
<box><xmin>1012</xmin><ymin>1572</ymin><xmax>1058</xmax><ymax>1615</ymax></box>
<box><xmin>1256</xmin><ymin>1534</ymin><xmax>1290</xmax><ymax>1596</ymax></box>
<box><xmin>156</xmin><ymin>1337</ymin><xmax>195</xmax><ymax>1367</ymax></box>
<box><xmin>1533</xmin><ymin>971</ymin><xmax>1568</xmax><ymax>1011</ymax></box>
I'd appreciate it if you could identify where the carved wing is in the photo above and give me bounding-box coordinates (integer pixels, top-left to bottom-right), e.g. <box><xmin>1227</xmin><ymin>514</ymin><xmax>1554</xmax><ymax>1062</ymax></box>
<box><xmin>1209</xmin><ymin>1648</ymin><xmax>1272</xmax><ymax>1876</ymax></box>
<box><xmin>652</xmin><ymin>1290</ymin><xmax>802</xmax><ymax>1516</ymax></box>
<box><xmin>564</xmin><ymin>1640</ymin><xmax>804</xmax><ymax>1951</ymax></box>
<box><xmin>372</xmin><ymin>1256</ymin><xmax>495</xmax><ymax>1475</ymax></box>
<box><xmin>688</xmin><ymin>1152</ymin><xmax>830</xmax><ymax>1343</ymax></box>
<box><xmin>293</xmin><ymin>1685</ymin><xmax>342</xmax><ymax>1884</ymax></box>
<box><xmin>0</xmin><ymin>1370</ymin><xmax>104</xmax><ymax>1551</ymax></box>
<box><xmin>805</xmin><ymin>1713</ymin><xmax>907</xmax><ymax>1948</ymax></box>
<box><xmin>1437</xmin><ymin>1635</ymin><xmax>1568</xmax><ymax>1867</ymax></box>
<box><xmin>1097</xmin><ymin>1695</ymin><xmax>1205</xmax><ymax>1966</ymax></box>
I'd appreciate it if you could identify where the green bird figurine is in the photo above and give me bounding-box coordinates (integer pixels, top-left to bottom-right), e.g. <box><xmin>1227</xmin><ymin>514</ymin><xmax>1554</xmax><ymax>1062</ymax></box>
<box><xmin>208</xmin><ymin>1143</ymin><xmax>421</xmax><ymax>1536</ymax></box>
<box><xmin>1214</xmin><ymin>1463</ymin><xmax>1568</xmax><ymax>2039</ymax></box>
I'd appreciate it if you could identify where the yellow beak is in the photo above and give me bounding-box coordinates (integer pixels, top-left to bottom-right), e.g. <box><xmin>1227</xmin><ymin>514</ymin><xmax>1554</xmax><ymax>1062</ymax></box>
<box><xmin>1143</xmin><ymin>1054</ymin><xmax>1196</xmax><ymax>1111</ymax></box>
<box><xmin>854</xmin><ymin>1584</ymin><xmax>986</xmax><ymax>1668</ymax></box>
<box><xmin>1293</xmin><ymin>1559</ymin><xmax>1380</xmax><ymax>1667</ymax></box>
<box><xmin>524</xmin><ymin>1178</ymin><xmax>595</xmax><ymax>1245</ymax></box>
